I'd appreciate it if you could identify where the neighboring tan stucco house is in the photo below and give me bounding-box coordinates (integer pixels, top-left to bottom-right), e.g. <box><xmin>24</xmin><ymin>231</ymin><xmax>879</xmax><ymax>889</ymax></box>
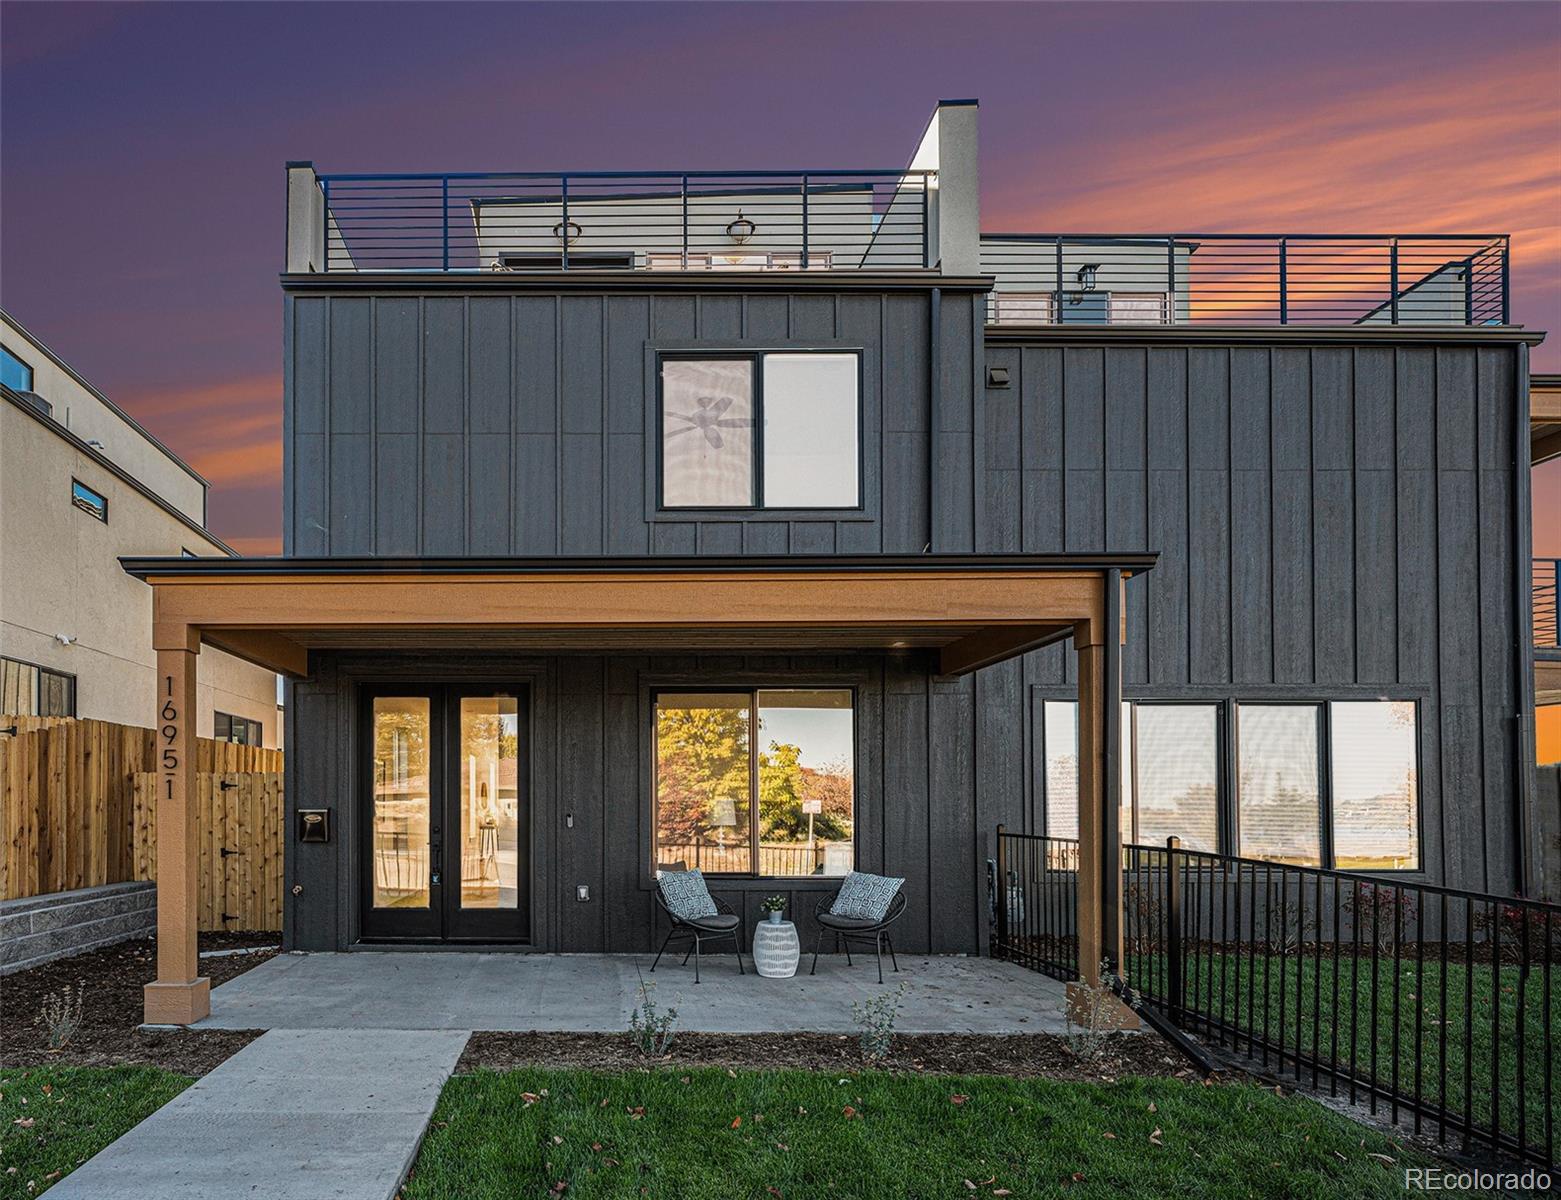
<box><xmin>0</xmin><ymin>309</ymin><xmax>280</xmax><ymax>747</ymax></box>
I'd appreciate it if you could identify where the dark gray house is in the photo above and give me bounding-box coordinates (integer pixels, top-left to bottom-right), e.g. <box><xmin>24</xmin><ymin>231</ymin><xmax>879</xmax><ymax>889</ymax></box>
<box><xmin>123</xmin><ymin>101</ymin><xmax>1543</xmax><ymax>1026</ymax></box>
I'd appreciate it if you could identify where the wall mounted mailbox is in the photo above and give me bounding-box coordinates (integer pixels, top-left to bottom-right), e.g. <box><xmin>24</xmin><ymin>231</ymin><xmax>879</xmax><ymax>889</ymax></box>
<box><xmin>297</xmin><ymin>809</ymin><xmax>331</xmax><ymax>843</ymax></box>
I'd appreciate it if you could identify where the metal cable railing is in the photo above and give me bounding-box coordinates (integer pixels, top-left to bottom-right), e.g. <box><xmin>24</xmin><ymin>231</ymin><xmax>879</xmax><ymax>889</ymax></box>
<box><xmin>315</xmin><ymin>170</ymin><xmax>934</xmax><ymax>273</ymax></box>
<box><xmin>1536</xmin><ymin>558</ymin><xmax>1559</xmax><ymax>651</ymax></box>
<box><xmin>982</xmin><ymin>233</ymin><xmax>1510</xmax><ymax>327</ymax></box>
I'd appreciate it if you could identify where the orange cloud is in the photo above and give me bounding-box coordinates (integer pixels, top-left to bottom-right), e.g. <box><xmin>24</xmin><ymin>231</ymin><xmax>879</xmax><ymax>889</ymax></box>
<box><xmin>987</xmin><ymin>42</ymin><xmax>1560</xmax><ymax>338</ymax></box>
<box><xmin>116</xmin><ymin>372</ymin><xmax>283</xmax><ymax>492</ymax></box>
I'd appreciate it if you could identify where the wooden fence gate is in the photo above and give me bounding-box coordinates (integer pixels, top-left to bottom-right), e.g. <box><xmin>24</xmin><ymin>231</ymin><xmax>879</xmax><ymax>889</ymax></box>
<box><xmin>133</xmin><ymin>772</ymin><xmax>284</xmax><ymax>931</ymax></box>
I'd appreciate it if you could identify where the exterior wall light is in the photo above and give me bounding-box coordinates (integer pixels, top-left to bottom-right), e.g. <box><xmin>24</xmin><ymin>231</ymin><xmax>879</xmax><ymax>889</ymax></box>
<box><xmin>1077</xmin><ymin>263</ymin><xmax>1100</xmax><ymax>292</ymax></box>
<box><xmin>725</xmin><ymin>211</ymin><xmax>756</xmax><ymax>244</ymax></box>
<box><xmin>553</xmin><ymin>219</ymin><xmax>583</xmax><ymax>245</ymax></box>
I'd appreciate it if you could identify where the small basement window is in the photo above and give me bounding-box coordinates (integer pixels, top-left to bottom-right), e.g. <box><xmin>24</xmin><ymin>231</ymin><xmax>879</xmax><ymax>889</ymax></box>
<box><xmin>71</xmin><ymin>479</ymin><xmax>107</xmax><ymax>522</ymax></box>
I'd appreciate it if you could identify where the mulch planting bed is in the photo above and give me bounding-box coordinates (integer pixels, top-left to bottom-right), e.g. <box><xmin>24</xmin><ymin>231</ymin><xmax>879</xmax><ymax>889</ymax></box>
<box><xmin>0</xmin><ymin>932</ymin><xmax>278</xmax><ymax>1076</ymax></box>
<box><xmin>458</xmin><ymin>1030</ymin><xmax>1197</xmax><ymax>1084</ymax></box>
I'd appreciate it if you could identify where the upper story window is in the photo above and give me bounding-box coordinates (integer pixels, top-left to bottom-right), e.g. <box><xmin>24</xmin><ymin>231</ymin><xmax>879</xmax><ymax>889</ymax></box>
<box><xmin>71</xmin><ymin>479</ymin><xmax>107</xmax><ymax>522</ymax></box>
<box><xmin>659</xmin><ymin>352</ymin><xmax>859</xmax><ymax>510</ymax></box>
<box><xmin>1</xmin><ymin>343</ymin><xmax>34</xmax><ymax>392</ymax></box>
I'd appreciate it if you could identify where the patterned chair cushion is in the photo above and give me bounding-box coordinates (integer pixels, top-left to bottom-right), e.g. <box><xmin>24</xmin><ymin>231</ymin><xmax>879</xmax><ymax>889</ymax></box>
<box><xmin>659</xmin><ymin>869</ymin><xmax>718</xmax><ymax>920</ymax></box>
<box><xmin>829</xmin><ymin>871</ymin><xmax>904</xmax><ymax>922</ymax></box>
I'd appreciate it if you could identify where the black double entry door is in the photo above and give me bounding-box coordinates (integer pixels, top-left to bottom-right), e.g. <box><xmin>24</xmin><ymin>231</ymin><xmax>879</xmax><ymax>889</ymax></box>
<box><xmin>360</xmin><ymin>685</ymin><xmax>529</xmax><ymax>942</ymax></box>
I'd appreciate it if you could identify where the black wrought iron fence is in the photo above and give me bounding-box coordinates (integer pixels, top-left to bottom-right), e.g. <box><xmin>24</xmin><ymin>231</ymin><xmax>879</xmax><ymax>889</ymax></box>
<box><xmin>990</xmin><ymin>830</ymin><xmax>1080</xmax><ymax>981</ymax></box>
<box><xmin>992</xmin><ymin>826</ymin><xmax>1559</xmax><ymax>1168</ymax></box>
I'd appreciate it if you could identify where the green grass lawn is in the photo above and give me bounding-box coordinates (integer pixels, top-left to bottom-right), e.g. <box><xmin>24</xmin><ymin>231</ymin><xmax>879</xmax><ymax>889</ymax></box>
<box><xmin>1125</xmin><ymin>947</ymin><xmax>1557</xmax><ymax>1151</ymax></box>
<box><xmin>0</xmin><ymin>1066</ymin><xmax>191</xmax><ymax>1196</ymax></box>
<box><xmin>402</xmin><ymin>1066</ymin><xmax>1452</xmax><ymax>1200</ymax></box>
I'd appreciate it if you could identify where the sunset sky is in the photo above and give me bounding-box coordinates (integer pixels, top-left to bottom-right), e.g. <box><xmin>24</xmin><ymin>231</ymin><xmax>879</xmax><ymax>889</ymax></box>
<box><xmin>2</xmin><ymin>1</ymin><xmax>1558</xmax><ymax>555</ymax></box>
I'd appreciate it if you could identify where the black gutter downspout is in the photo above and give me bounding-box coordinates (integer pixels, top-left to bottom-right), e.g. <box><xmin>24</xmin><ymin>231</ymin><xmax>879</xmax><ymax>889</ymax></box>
<box><xmin>928</xmin><ymin>286</ymin><xmax>941</xmax><ymax>552</ymax></box>
<box><xmin>1514</xmin><ymin>342</ymin><xmax>1535</xmax><ymax>897</ymax></box>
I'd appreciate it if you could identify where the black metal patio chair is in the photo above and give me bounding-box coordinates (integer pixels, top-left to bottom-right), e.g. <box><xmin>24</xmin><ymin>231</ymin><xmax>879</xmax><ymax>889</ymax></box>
<box><xmin>650</xmin><ymin>884</ymin><xmax>746</xmax><ymax>983</ymax></box>
<box><xmin>809</xmin><ymin>889</ymin><xmax>907</xmax><ymax>984</ymax></box>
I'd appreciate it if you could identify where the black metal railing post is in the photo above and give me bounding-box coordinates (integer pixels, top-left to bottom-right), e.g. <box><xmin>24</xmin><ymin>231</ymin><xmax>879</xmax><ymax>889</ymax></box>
<box><xmin>680</xmin><ymin>175</ymin><xmax>689</xmax><ymax>269</ymax></box>
<box><xmin>1166</xmin><ymin>836</ymin><xmax>1184</xmax><ymax>1019</ymax></box>
<box><xmin>560</xmin><ymin>174</ymin><xmax>570</xmax><ymax>271</ymax></box>
<box><xmin>1166</xmin><ymin>236</ymin><xmax>1176</xmax><ymax>320</ymax></box>
<box><xmin>1464</xmin><ymin>256</ymin><xmax>1475</xmax><ymax>324</ymax></box>
<box><xmin>995</xmin><ymin>824</ymin><xmax>1010</xmax><ymax>953</ymax></box>
<box><xmin>921</xmin><ymin>179</ymin><xmax>931</xmax><ymax>268</ymax></box>
<box><xmin>319</xmin><ymin>177</ymin><xmax>331</xmax><ymax>271</ymax></box>
<box><xmin>1054</xmin><ymin>237</ymin><xmax>1064</xmax><ymax>311</ymax></box>
<box><xmin>440</xmin><ymin>176</ymin><xmax>449</xmax><ymax>272</ymax></box>
<box><xmin>1390</xmin><ymin>238</ymin><xmax>1400</xmax><ymax>324</ymax></box>
<box><xmin>801</xmin><ymin>174</ymin><xmax>810</xmax><ymax>270</ymax></box>
<box><xmin>1502</xmin><ymin>237</ymin><xmax>1511</xmax><ymax>324</ymax></box>
<box><xmin>1278</xmin><ymin>238</ymin><xmax>1288</xmax><ymax>325</ymax></box>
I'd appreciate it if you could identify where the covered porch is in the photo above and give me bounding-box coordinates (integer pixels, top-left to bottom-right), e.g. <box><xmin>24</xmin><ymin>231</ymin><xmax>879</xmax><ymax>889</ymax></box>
<box><xmin>120</xmin><ymin>553</ymin><xmax>1151</xmax><ymax>1026</ymax></box>
<box><xmin>193</xmin><ymin>950</ymin><xmax>1070</xmax><ymax>1034</ymax></box>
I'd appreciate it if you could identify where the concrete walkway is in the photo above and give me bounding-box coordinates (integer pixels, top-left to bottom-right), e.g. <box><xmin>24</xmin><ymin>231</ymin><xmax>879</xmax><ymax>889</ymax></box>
<box><xmin>44</xmin><ymin>1028</ymin><xmax>467</xmax><ymax>1200</ymax></box>
<box><xmin>194</xmin><ymin>951</ymin><xmax>1071</xmax><ymax>1034</ymax></box>
<box><xmin>50</xmin><ymin>954</ymin><xmax>1065</xmax><ymax>1199</ymax></box>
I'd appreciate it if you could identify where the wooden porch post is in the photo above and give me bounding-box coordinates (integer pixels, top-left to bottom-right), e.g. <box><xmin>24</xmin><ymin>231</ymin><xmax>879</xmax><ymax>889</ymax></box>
<box><xmin>1068</xmin><ymin>571</ymin><xmax>1135</xmax><ymax>1025</ymax></box>
<box><xmin>143</xmin><ymin>623</ymin><xmax>210</xmax><ymax>1025</ymax></box>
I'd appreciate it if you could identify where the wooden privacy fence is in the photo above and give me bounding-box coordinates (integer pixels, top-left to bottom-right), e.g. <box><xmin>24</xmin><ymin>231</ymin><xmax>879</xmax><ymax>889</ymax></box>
<box><xmin>1</xmin><ymin>717</ymin><xmax>283</xmax><ymax>930</ymax></box>
<box><xmin>133</xmin><ymin>772</ymin><xmax>285</xmax><ymax>931</ymax></box>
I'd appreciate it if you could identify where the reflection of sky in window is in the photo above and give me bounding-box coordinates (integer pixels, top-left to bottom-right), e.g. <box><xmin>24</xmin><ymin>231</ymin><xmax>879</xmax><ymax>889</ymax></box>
<box><xmin>758</xmin><ymin>707</ymin><xmax>853</xmax><ymax>770</ymax></box>
<box><xmin>1330</xmin><ymin>701</ymin><xmax>1415</xmax><ymax>798</ymax></box>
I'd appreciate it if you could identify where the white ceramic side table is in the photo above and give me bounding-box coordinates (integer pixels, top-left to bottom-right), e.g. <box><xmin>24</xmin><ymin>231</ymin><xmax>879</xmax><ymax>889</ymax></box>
<box><xmin>753</xmin><ymin>919</ymin><xmax>800</xmax><ymax>978</ymax></box>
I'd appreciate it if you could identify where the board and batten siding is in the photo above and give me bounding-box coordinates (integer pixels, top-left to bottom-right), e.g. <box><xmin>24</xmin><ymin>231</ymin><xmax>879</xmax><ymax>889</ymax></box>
<box><xmin>974</xmin><ymin>340</ymin><xmax>1530</xmax><ymax>896</ymax></box>
<box><xmin>283</xmin><ymin>288</ymin><xmax>986</xmax><ymax>559</ymax></box>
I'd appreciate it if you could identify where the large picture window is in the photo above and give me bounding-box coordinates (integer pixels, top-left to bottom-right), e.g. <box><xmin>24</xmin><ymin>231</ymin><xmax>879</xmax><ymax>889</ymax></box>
<box><xmin>659</xmin><ymin>352</ymin><xmax>859</xmax><ymax>509</ymax></box>
<box><xmin>1039</xmin><ymin>697</ymin><xmax>1418</xmax><ymax>872</ymax></box>
<box><xmin>654</xmin><ymin>688</ymin><xmax>854</xmax><ymax>878</ymax></box>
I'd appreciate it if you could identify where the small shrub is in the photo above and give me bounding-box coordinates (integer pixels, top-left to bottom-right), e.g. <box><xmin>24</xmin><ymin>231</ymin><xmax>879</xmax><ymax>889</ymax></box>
<box><xmin>627</xmin><ymin>976</ymin><xmax>677</xmax><ymax>1058</ymax></box>
<box><xmin>1065</xmin><ymin>961</ymin><xmax>1137</xmax><ymax>1063</ymax></box>
<box><xmin>1343</xmin><ymin>882</ymin><xmax>1416</xmax><ymax>955</ymax></box>
<box><xmin>850</xmin><ymin>982</ymin><xmax>907</xmax><ymax>1062</ymax></box>
<box><xmin>37</xmin><ymin>982</ymin><xmax>86</xmax><ymax>1050</ymax></box>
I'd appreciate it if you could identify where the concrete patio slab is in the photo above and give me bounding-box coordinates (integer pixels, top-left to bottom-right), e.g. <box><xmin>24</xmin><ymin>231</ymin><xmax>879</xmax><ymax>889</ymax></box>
<box><xmin>195</xmin><ymin>951</ymin><xmax>1070</xmax><ymax>1034</ymax></box>
<box><xmin>43</xmin><ymin>1028</ymin><xmax>468</xmax><ymax>1200</ymax></box>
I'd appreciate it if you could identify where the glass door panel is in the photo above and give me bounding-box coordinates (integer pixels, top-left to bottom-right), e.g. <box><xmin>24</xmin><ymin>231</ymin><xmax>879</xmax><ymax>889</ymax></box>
<box><xmin>371</xmin><ymin>696</ymin><xmax>432</xmax><ymax>909</ymax></box>
<box><xmin>457</xmin><ymin>696</ymin><xmax>520</xmax><ymax>910</ymax></box>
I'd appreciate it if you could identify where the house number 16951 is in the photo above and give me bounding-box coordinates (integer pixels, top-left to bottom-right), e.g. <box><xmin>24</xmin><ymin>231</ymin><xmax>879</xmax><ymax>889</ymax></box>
<box><xmin>161</xmin><ymin>674</ymin><xmax>180</xmax><ymax>799</ymax></box>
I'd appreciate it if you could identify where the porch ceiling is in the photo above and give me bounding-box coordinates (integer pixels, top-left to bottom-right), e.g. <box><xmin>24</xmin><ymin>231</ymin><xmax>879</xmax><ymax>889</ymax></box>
<box><xmin>120</xmin><ymin>553</ymin><xmax>1154</xmax><ymax>678</ymax></box>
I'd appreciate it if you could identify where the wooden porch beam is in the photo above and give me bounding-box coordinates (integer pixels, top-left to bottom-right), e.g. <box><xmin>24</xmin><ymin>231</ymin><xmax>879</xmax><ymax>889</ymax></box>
<box><xmin>937</xmin><ymin>623</ymin><xmax>1074</xmax><ymax>676</ymax></box>
<box><xmin>142</xmin><ymin>624</ymin><xmax>210</xmax><ymax>1026</ymax></box>
<box><xmin>199</xmin><ymin>628</ymin><xmax>309</xmax><ymax>678</ymax></box>
<box><xmin>144</xmin><ymin>570</ymin><xmax>1109</xmax><ymax>650</ymax></box>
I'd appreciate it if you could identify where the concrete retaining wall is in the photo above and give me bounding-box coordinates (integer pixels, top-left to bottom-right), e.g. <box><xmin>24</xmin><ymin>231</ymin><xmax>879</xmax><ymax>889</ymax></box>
<box><xmin>0</xmin><ymin>881</ymin><xmax>155</xmax><ymax>975</ymax></box>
